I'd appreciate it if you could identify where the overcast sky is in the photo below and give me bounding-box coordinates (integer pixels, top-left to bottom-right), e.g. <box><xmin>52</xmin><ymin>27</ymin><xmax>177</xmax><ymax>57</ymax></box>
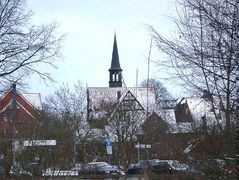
<box><xmin>26</xmin><ymin>0</ymin><xmax>179</xmax><ymax>98</ymax></box>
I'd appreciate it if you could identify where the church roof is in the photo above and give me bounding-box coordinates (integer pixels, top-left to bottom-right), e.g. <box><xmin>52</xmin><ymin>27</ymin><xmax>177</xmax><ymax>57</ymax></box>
<box><xmin>108</xmin><ymin>34</ymin><xmax>122</xmax><ymax>71</ymax></box>
<box><xmin>88</xmin><ymin>87</ymin><xmax>155</xmax><ymax>110</ymax></box>
<box><xmin>87</xmin><ymin>87</ymin><xmax>156</xmax><ymax>121</ymax></box>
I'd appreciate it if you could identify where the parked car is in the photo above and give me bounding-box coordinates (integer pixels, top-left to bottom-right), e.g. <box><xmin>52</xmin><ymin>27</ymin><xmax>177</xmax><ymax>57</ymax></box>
<box><xmin>127</xmin><ymin>161</ymin><xmax>148</xmax><ymax>174</ymax></box>
<box><xmin>81</xmin><ymin>162</ymin><xmax>121</xmax><ymax>175</ymax></box>
<box><xmin>150</xmin><ymin>160</ymin><xmax>174</xmax><ymax>174</ymax></box>
<box><xmin>127</xmin><ymin>159</ymin><xmax>174</xmax><ymax>175</ymax></box>
<box><xmin>97</xmin><ymin>164</ymin><xmax>119</xmax><ymax>175</ymax></box>
<box><xmin>112</xmin><ymin>165</ymin><xmax>125</xmax><ymax>175</ymax></box>
<box><xmin>81</xmin><ymin>162</ymin><xmax>108</xmax><ymax>174</ymax></box>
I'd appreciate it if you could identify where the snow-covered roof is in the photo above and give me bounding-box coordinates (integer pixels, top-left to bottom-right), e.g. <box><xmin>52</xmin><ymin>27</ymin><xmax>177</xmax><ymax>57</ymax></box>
<box><xmin>87</xmin><ymin>87</ymin><xmax>156</xmax><ymax>121</ymax></box>
<box><xmin>161</xmin><ymin>97</ymin><xmax>224</xmax><ymax>134</ymax></box>
<box><xmin>21</xmin><ymin>93</ymin><xmax>43</xmax><ymax>110</ymax></box>
<box><xmin>88</xmin><ymin>87</ymin><xmax>155</xmax><ymax>110</ymax></box>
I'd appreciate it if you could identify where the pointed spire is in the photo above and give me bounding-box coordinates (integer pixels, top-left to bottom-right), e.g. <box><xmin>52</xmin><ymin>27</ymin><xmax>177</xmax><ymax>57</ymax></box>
<box><xmin>108</xmin><ymin>34</ymin><xmax>123</xmax><ymax>87</ymax></box>
<box><xmin>109</xmin><ymin>34</ymin><xmax>122</xmax><ymax>71</ymax></box>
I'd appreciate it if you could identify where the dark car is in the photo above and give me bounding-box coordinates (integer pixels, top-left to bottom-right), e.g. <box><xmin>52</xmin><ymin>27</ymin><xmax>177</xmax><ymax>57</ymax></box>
<box><xmin>127</xmin><ymin>162</ymin><xmax>148</xmax><ymax>174</ymax></box>
<box><xmin>127</xmin><ymin>159</ymin><xmax>173</xmax><ymax>175</ymax></box>
<box><xmin>150</xmin><ymin>160</ymin><xmax>174</xmax><ymax>174</ymax></box>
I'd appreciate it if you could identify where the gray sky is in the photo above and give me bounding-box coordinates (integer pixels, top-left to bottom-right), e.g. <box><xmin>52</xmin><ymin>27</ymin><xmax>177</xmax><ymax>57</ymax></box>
<box><xmin>27</xmin><ymin>0</ymin><xmax>179</xmax><ymax>98</ymax></box>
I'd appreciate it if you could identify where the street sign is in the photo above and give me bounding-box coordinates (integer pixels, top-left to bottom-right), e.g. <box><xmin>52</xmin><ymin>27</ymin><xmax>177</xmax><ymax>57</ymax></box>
<box><xmin>135</xmin><ymin>144</ymin><xmax>151</xmax><ymax>149</ymax></box>
<box><xmin>106</xmin><ymin>140</ymin><xmax>112</xmax><ymax>155</ymax></box>
<box><xmin>23</xmin><ymin>140</ymin><xmax>56</xmax><ymax>147</ymax></box>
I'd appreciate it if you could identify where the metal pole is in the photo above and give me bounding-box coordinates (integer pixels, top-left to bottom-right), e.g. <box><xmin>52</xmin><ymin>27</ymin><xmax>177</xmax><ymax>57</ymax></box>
<box><xmin>137</xmin><ymin>143</ymin><xmax>140</xmax><ymax>163</ymax></box>
<box><xmin>235</xmin><ymin>1</ymin><xmax>239</xmax><ymax>178</ymax></box>
<box><xmin>146</xmin><ymin>38</ymin><xmax>153</xmax><ymax>115</ymax></box>
<box><xmin>236</xmin><ymin>74</ymin><xmax>239</xmax><ymax>179</ymax></box>
<box><xmin>236</xmin><ymin>120</ymin><xmax>239</xmax><ymax>179</ymax></box>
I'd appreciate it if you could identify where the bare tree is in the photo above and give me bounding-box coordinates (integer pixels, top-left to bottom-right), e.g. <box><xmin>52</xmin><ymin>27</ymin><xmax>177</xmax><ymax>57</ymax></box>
<box><xmin>150</xmin><ymin>0</ymin><xmax>239</xmax><ymax>134</ymax></box>
<box><xmin>45</xmin><ymin>81</ymin><xmax>93</xmax><ymax>164</ymax></box>
<box><xmin>140</xmin><ymin>78</ymin><xmax>173</xmax><ymax>107</ymax></box>
<box><xmin>0</xmin><ymin>0</ymin><xmax>64</xmax><ymax>91</ymax></box>
<box><xmin>104</xmin><ymin>91</ymin><xmax>146</xmax><ymax>169</ymax></box>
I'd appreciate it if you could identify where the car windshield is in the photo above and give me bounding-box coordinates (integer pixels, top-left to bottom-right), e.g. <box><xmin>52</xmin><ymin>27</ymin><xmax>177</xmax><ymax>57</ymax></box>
<box><xmin>98</xmin><ymin>165</ymin><xmax>113</xmax><ymax>170</ymax></box>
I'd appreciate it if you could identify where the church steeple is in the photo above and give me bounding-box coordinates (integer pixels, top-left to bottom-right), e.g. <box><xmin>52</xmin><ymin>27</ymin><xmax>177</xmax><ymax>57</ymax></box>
<box><xmin>109</xmin><ymin>34</ymin><xmax>123</xmax><ymax>87</ymax></box>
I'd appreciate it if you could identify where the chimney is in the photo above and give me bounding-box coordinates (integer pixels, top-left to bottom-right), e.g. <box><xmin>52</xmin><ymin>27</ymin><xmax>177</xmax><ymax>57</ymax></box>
<box><xmin>117</xmin><ymin>91</ymin><xmax>121</xmax><ymax>100</ymax></box>
<box><xmin>202</xmin><ymin>89</ymin><xmax>213</xmax><ymax>102</ymax></box>
<box><xmin>12</xmin><ymin>83</ymin><xmax>17</xmax><ymax>121</ymax></box>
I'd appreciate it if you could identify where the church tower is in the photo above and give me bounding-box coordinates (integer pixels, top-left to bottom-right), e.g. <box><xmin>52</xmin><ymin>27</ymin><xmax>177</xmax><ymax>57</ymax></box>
<box><xmin>108</xmin><ymin>34</ymin><xmax>123</xmax><ymax>87</ymax></box>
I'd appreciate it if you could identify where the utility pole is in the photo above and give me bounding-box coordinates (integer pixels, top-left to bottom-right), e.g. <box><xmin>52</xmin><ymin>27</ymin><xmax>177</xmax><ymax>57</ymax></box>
<box><xmin>236</xmin><ymin>111</ymin><xmax>239</xmax><ymax>179</ymax></box>
<box><xmin>234</xmin><ymin>1</ymin><xmax>239</xmax><ymax>177</ymax></box>
<box><xmin>146</xmin><ymin>38</ymin><xmax>153</xmax><ymax>115</ymax></box>
<box><xmin>236</xmin><ymin>74</ymin><xmax>239</xmax><ymax>179</ymax></box>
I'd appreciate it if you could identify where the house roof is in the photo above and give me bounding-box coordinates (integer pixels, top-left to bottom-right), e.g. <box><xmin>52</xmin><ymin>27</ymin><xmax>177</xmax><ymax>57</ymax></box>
<box><xmin>21</xmin><ymin>93</ymin><xmax>43</xmax><ymax>110</ymax></box>
<box><xmin>87</xmin><ymin>86</ymin><xmax>156</xmax><ymax>113</ymax></box>
<box><xmin>161</xmin><ymin>97</ymin><xmax>224</xmax><ymax>134</ymax></box>
<box><xmin>0</xmin><ymin>88</ymin><xmax>42</xmax><ymax>116</ymax></box>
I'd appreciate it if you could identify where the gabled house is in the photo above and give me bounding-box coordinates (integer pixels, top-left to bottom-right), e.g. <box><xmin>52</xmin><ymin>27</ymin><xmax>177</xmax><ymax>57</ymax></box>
<box><xmin>140</xmin><ymin>95</ymin><xmax>225</xmax><ymax>160</ymax></box>
<box><xmin>161</xmin><ymin>97</ymin><xmax>223</xmax><ymax>134</ymax></box>
<box><xmin>0</xmin><ymin>83</ymin><xmax>42</xmax><ymax>133</ymax></box>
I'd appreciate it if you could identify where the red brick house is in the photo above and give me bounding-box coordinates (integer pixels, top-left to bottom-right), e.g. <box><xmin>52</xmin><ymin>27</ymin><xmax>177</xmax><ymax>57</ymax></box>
<box><xmin>0</xmin><ymin>84</ymin><xmax>42</xmax><ymax>134</ymax></box>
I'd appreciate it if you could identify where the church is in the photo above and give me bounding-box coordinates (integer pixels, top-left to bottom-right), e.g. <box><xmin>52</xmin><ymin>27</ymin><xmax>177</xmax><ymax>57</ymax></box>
<box><xmin>85</xmin><ymin>35</ymin><xmax>158</xmax><ymax>165</ymax></box>
<box><xmin>86</xmin><ymin>35</ymin><xmax>156</xmax><ymax>129</ymax></box>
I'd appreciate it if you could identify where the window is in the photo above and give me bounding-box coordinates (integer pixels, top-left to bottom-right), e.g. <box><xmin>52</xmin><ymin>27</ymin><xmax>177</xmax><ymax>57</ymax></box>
<box><xmin>3</xmin><ymin>113</ymin><xmax>15</xmax><ymax>122</ymax></box>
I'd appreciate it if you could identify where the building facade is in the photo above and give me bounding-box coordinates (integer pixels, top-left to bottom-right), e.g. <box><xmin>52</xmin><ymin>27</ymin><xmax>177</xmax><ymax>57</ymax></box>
<box><xmin>0</xmin><ymin>83</ymin><xmax>42</xmax><ymax>134</ymax></box>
